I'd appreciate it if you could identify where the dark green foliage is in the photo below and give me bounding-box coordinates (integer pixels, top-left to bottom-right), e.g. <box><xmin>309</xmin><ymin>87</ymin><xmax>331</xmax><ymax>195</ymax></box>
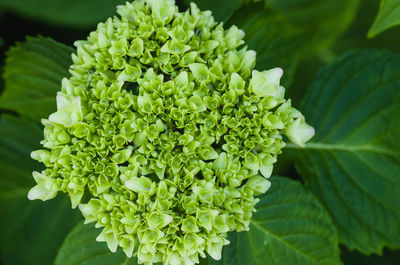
<box><xmin>0</xmin><ymin>37</ymin><xmax>73</xmax><ymax>119</ymax></box>
<box><xmin>0</xmin><ymin>115</ymin><xmax>82</xmax><ymax>265</ymax></box>
<box><xmin>0</xmin><ymin>0</ymin><xmax>126</xmax><ymax>28</ymax></box>
<box><xmin>292</xmin><ymin>50</ymin><xmax>400</xmax><ymax>254</ymax></box>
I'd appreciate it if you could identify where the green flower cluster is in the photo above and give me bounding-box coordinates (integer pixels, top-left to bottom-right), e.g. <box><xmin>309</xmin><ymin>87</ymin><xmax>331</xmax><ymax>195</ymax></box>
<box><xmin>29</xmin><ymin>0</ymin><xmax>314</xmax><ymax>264</ymax></box>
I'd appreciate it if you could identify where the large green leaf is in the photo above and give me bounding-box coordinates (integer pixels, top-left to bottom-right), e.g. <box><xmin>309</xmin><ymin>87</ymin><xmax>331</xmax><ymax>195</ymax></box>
<box><xmin>240</xmin><ymin>0</ymin><xmax>359</xmax><ymax>54</ymax></box>
<box><xmin>55</xmin><ymin>222</ymin><xmax>138</xmax><ymax>265</ymax></box>
<box><xmin>0</xmin><ymin>0</ymin><xmax>125</xmax><ymax>28</ymax></box>
<box><xmin>0</xmin><ymin>115</ymin><xmax>82</xmax><ymax>265</ymax></box>
<box><xmin>289</xmin><ymin>50</ymin><xmax>400</xmax><ymax>254</ymax></box>
<box><xmin>0</xmin><ymin>115</ymin><xmax>42</xmax><ymax>193</ymax></box>
<box><xmin>0</xmin><ymin>36</ymin><xmax>72</xmax><ymax>120</ymax></box>
<box><xmin>368</xmin><ymin>0</ymin><xmax>400</xmax><ymax>37</ymax></box>
<box><xmin>263</xmin><ymin>0</ymin><xmax>360</xmax><ymax>53</ymax></box>
<box><xmin>228</xmin><ymin>3</ymin><xmax>304</xmax><ymax>86</ymax></box>
<box><xmin>211</xmin><ymin>177</ymin><xmax>341</xmax><ymax>265</ymax></box>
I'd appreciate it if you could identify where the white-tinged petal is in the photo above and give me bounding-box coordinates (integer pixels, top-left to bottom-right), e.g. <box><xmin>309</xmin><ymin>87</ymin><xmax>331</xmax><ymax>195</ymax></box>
<box><xmin>246</xmin><ymin>176</ymin><xmax>271</xmax><ymax>194</ymax></box>
<box><xmin>49</xmin><ymin>94</ymin><xmax>82</xmax><ymax>127</ymax></box>
<box><xmin>260</xmin><ymin>163</ymin><xmax>273</xmax><ymax>178</ymax></box>
<box><xmin>207</xmin><ymin>242</ymin><xmax>223</xmax><ymax>260</ymax></box>
<box><xmin>250</xmin><ymin>68</ymin><xmax>284</xmax><ymax>98</ymax></box>
<box><xmin>122</xmin><ymin>243</ymin><xmax>135</xmax><ymax>258</ymax></box>
<box><xmin>125</xmin><ymin>177</ymin><xmax>152</xmax><ymax>193</ymax></box>
<box><xmin>70</xmin><ymin>190</ymin><xmax>84</xmax><ymax>209</ymax></box>
<box><xmin>27</xmin><ymin>180</ymin><xmax>57</xmax><ymax>201</ymax></box>
<box><xmin>286</xmin><ymin>117</ymin><xmax>315</xmax><ymax>147</ymax></box>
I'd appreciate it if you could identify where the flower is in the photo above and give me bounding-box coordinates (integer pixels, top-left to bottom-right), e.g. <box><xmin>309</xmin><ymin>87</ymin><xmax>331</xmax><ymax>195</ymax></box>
<box><xmin>29</xmin><ymin>0</ymin><xmax>314</xmax><ymax>264</ymax></box>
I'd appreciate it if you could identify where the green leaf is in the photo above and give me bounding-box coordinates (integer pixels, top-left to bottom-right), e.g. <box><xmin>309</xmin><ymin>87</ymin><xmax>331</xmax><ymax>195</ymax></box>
<box><xmin>0</xmin><ymin>0</ymin><xmax>126</xmax><ymax>28</ymax></box>
<box><xmin>0</xmin><ymin>115</ymin><xmax>41</xmax><ymax>193</ymax></box>
<box><xmin>211</xmin><ymin>177</ymin><xmax>341</xmax><ymax>265</ymax></box>
<box><xmin>180</xmin><ymin>0</ymin><xmax>244</xmax><ymax>22</ymax></box>
<box><xmin>290</xmin><ymin>50</ymin><xmax>400</xmax><ymax>254</ymax></box>
<box><xmin>0</xmin><ymin>115</ymin><xmax>82</xmax><ymax>265</ymax></box>
<box><xmin>228</xmin><ymin>3</ymin><xmax>305</xmax><ymax>86</ymax></box>
<box><xmin>247</xmin><ymin>0</ymin><xmax>360</xmax><ymax>53</ymax></box>
<box><xmin>270</xmin><ymin>0</ymin><xmax>360</xmax><ymax>51</ymax></box>
<box><xmin>368</xmin><ymin>0</ymin><xmax>400</xmax><ymax>37</ymax></box>
<box><xmin>55</xmin><ymin>222</ymin><xmax>138</xmax><ymax>265</ymax></box>
<box><xmin>0</xmin><ymin>36</ymin><xmax>72</xmax><ymax>120</ymax></box>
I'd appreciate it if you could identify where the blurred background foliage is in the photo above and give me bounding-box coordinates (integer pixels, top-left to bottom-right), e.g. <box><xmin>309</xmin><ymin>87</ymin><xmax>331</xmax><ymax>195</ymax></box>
<box><xmin>0</xmin><ymin>0</ymin><xmax>399</xmax><ymax>264</ymax></box>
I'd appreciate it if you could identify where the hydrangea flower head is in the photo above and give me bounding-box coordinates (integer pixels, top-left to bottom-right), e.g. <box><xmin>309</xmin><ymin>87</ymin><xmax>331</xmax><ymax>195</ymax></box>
<box><xmin>29</xmin><ymin>0</ymin><xmax>314</xmax><ymax>264</ymax></box>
